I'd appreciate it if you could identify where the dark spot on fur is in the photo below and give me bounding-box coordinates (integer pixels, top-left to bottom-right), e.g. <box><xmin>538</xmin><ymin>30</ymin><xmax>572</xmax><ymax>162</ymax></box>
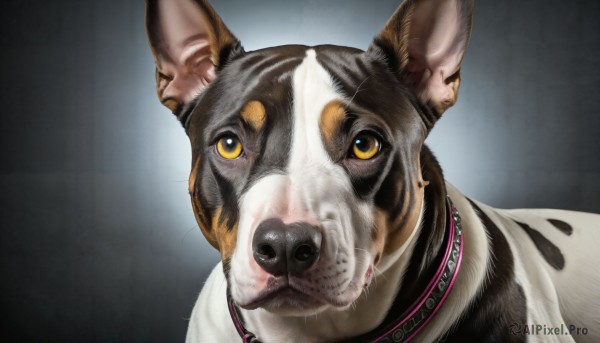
<box><xmin>516</xmin><ymin>221</ymin><xmax>565</xmax><ymax>270</ymax></box>
<box><xmin>547</xmin><ymin>219</ymin><xmax>573</xmax><ymax>236</ymax></box>
<box><xmin>440</xmin><ymin>200</ymin><xmax>528</xmax><ymax>342</ymax></box>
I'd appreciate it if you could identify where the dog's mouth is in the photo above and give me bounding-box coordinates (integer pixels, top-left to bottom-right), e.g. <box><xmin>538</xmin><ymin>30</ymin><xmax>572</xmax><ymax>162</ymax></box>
<box><xmin>240</xmin><ymin>283</ymin><xmax>326</xmax><ymax>311</ymax></box>
<box><xmin>237</xmin><ymin>266</ymin><xmax>375</xmax><ymax>313</ymax></box>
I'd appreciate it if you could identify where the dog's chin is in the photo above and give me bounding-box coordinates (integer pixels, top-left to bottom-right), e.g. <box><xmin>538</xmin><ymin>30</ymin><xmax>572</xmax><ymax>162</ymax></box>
<box><xmin>236</xmin><ymin>280</ymin><xmax>367</xmax><ymax>316</ymax></box>
<box><xmin>233</xmin><ymin>264</ymin><xmax>375</xmax><ymax>316</ymax></box>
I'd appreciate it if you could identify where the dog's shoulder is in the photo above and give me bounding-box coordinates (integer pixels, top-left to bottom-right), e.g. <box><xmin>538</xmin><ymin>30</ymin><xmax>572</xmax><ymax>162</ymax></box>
<box><xmin>446</xmin><ymin>182</ymin><xmax>600</xmax><ymax>340</ymax></box>
<box><xmin>501</xmin><ymin>207</ymin><xmax>600</xmax><ymax>334</ymax></box>
<box><xmin>186</xmin><ymin>262</ymin><xmax>237</xmax><ymax>342</ymax></box>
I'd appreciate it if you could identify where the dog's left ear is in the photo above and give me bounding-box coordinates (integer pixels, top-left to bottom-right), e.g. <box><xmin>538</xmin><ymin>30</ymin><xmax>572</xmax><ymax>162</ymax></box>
<box><xmin>370</xmin><ymin>0</ymin><xmax>473</xmax><ymax>119</ymax></box>
<box><xmin>145</xmin><ymin>0</ymin><xmax>243</xmax><ymax>115</ymax></box>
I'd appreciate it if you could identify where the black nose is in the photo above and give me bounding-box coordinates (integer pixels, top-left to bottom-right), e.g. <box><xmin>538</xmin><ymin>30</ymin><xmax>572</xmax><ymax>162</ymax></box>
<box><xmin>252</xmin><ymin>218</ymin><xmax>322</xmax><ymax>276</ymax></box>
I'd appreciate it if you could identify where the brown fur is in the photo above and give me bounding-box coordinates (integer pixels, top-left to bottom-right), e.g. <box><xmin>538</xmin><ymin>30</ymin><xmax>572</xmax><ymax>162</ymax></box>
<box><xmin>189</xmin><ymin>158</ymin><xmax>217</xmax><ymax>248</ymax></box>
<box><xmin>211</xmin><ymin>208</ymin><xmax>239</xmax><ymax>260</ymax></box>
<box><xmin>189</xmin><ymin>157</ymin><xmax>239</xmax><ymax>259</ymax></box>
<box><xmin>194</xmin><ymin>0</ymin><xmax>238</xmax><ymax>67</ymax></box>
<box><xmin>319</xmin><ymin>100</ymin><xmax>346</xmax><ymax>142</ymax></box>
<box><xmin>372</xmin><ymin>185</ymin><xmax>425</xmax><ymax>263</ymax></box>
<box><xmin>240</xmin><ymin>100</ymin><xmax>267</xmax><ymax>131</ymax></box>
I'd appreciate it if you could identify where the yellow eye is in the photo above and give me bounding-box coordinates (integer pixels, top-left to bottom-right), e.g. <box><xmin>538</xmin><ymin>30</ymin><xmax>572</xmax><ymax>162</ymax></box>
<box><xmin>216</xmin><ymin>136</ymin><xmax>243</xmax><ymax>159</ymax></box>
<box><xmin>352</xmin><ymin>134</ymin><xmax>381</xmax><ymax>160</ymax></box>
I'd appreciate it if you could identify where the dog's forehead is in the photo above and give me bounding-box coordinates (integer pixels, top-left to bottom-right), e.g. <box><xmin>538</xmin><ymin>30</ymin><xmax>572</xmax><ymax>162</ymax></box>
<box><xmin>188</xmin><ymin>44</ymin><xmax>419</xmax><ymax>142</ymax></box>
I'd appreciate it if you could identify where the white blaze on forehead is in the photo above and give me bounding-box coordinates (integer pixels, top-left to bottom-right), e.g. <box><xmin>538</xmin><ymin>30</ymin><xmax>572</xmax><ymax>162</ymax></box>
<box><xmin>236</xmin><ymin>49</ymin><xmax>359</xmax><ymax>228</ymax></box>
<box><xmin>289</xmin><ymin>49</ymin><xmax>341</xmax><ymax>172</ymax></box>
<box><xmin>286</xmin><ymin>49</ymin><xmax>373</xmax><ymax>254</ymax></box>
<box><xmin>286</xmin><ymin>49</ymin><xmax>367</xmax><ymax>225</ymax></box>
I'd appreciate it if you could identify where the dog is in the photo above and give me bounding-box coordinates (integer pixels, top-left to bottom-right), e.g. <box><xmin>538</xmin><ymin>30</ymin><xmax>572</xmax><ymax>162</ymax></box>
<box><xmin>144</xmin><ymin>0</ymin><xmax>600</xmax><ymax>342</ymax></box>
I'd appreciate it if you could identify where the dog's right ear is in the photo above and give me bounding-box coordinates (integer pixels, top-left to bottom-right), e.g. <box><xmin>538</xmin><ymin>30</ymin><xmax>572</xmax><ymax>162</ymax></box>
<box><xmin>145</xmin><ymin>0</ymin><xmax>243</xmax><ymax>114</ymax></box>
<box><xmin>370</xmin><ymin>0</ymin><xmax>473</xmax><ymax>125</ymax></box>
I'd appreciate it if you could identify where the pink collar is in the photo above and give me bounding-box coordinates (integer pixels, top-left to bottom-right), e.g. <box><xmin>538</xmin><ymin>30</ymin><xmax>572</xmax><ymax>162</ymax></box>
<box><xmin>228</xmin><ymin>197</ymin><xmax>464</xmax><ymax>343</ymax></box>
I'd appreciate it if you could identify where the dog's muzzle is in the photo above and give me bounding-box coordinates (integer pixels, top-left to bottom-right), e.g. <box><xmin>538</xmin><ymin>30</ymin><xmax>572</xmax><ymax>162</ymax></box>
<box><xmin>252</xmin><ymin>219</ymin><xmax>322</xmax><ymax>276</ymax></box>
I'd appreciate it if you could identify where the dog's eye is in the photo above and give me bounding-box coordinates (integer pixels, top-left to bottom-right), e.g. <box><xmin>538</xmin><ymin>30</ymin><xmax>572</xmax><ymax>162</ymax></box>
<box><xmin>351</xmin><ymin>134</ymin><xmax>381</xmax><ymax>160</ymax></box>
<box><xmin>216</xmin><ymin>135</ymin><xmax>243</xmax><ymax>159</ymax></box>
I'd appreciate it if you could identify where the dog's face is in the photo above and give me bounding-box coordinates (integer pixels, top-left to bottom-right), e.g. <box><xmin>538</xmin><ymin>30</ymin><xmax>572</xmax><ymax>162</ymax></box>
<box><xmin>187</xmin><ymin>46</ymin><xmax>427</xmax><ymax>313</ymax></box>
<box><xmin>146</xmin><ymin>0</ymin><xmax>472</xmax><ymax>315</ymax></box>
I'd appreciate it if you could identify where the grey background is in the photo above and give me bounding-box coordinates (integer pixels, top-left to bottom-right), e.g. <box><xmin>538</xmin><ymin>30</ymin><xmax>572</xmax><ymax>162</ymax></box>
<box><xmin>0</xmin><ymin>0</ymin><xmax>598</xmax><ymax>341</ymax></box>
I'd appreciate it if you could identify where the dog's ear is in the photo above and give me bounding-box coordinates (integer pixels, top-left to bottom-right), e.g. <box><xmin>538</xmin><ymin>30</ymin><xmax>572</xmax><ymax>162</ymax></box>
<box><xmin>145</xmin><ymin>0</ymin><xmax>243</xmax><ymax>114</ymax></box>
<box><xmin>370</xmin><ymin>0</ymin><xmax>473</xmax><ymax>119</ymax></box>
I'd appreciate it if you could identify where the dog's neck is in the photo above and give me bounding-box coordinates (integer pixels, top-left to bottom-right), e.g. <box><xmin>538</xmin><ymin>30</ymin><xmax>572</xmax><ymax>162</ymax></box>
<box><xmin>237</xmin><ymin>146</ymin><xmax>449</xmax><ymax>342</ymax></box>
<box><xmin>389</xmin><ymin>146</ymin><xmax>449</xmax><ymax>318</ymax></box>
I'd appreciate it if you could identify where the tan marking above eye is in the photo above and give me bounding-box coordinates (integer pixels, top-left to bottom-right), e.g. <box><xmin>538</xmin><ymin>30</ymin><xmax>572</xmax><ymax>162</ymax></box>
<box><xmin>319</xmin><ymin>100</ymin><xmax>347</xmax><ymax>141</ymax></box>
<box><xmin>240</xmin><ymin>100</ymin><xmax>266</xmax><ymax>131</ymax></box>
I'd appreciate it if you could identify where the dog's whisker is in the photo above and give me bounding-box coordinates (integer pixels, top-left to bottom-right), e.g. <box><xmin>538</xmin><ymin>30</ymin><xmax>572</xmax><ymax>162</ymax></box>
<box><xmin>373</xmin><ymin>266</ymin><xmax>388</xmax><ymax>281</ymax></box>
<box><xmin>346</xmin><ymin>75</ymin><xmax>371</xmax><ymax>107</ymax></box>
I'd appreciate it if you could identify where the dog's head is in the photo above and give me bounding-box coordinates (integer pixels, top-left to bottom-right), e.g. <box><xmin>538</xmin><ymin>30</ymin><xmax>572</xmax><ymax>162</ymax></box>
<box><xmin>146</xmin><ymin>0</ymin><xmax>472</xmax><ymax>315</ymax></box>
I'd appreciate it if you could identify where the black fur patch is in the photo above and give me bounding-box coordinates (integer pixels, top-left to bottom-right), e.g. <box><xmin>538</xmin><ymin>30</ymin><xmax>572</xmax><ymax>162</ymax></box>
<box><xmin>516</xmin><ymin>221</ymin><xmax>565</xmax><ymax>270</ymax></box>
<box><xmin>442</xmin><ymin>200</ymin><xmax>527</xmax><ymax>342</ymax></box>
<box><xmin>547</xmin><ymin>219</ymin><xmax>573</xmax><ymax>236</ymax></box>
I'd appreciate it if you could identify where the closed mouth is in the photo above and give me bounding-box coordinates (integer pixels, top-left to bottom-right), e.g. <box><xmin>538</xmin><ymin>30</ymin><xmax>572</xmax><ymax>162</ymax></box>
<box><xmin>240</xmin><ymin>282</ymin><xmax>324</xmax><ymax>310</ymax></box>
<box><xmin>238</xmin><ymin>276</ymin><xmax>363</xmax><ymax>311</ymax></box>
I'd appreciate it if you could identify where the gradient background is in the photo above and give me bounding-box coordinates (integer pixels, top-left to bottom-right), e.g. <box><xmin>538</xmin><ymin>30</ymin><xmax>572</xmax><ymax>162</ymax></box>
<box><xmin>1</xmin><ymin>0</ymin><xmax>598</xmax><ymax>341</ymax></box>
